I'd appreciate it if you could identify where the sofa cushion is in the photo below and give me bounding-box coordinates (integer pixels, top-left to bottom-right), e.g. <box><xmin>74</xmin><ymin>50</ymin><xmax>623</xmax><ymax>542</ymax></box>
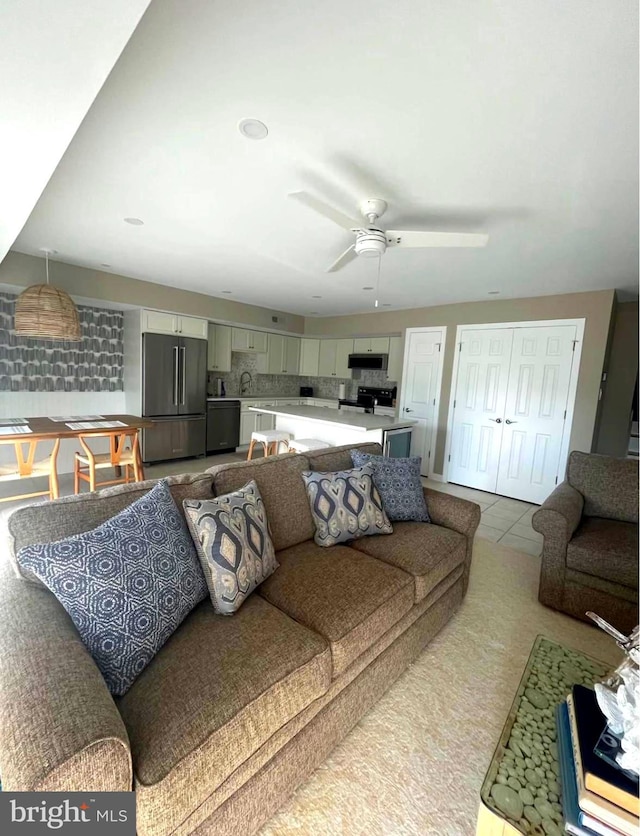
<box><xmin>17</xmin><ymin>480</ymin><xmax>208</xmax><ymax>696</ymax></box>
<box><xmin>183</xmin><ymin>480</ymin><xmax>278</xmax><ymax>615</ymax></box>
<box><xmin>8</xmin><ymin>471</ymin><xmax>215</xmax><ymax>587</ymax></box>
<box><xmin>302</xmin><ymin>464</ymin><xmax>393</xmax><ymax>547</ymax></box>
<box><xmin>566</xmin><ymin>517</ymin><xmax>638</xmax><ymax>590</ymax></box>
<box><xmin>118</xmin><ymin>594</ymin><xmax>330</xmax><ymax>836</ymax></box>
<box><xmin>207</xmin><ymin>453</ymin><xmax>316</xmax><ymax>551</ymax></box>
<box><xmin>258</xmin><ymin>540</ymin><xmax>414</xmax><ymax>677</ymax></box>
<box><xmin>567</xmin><ymin>451</ymin><xmax>638</xmax><ymax>523</ymax></box>
<box><xmin>350</xmin><ymin>450</ymin><xmax>431</xmax><ymax>522</ymax></box>
<box><xmin>304</xmin><ymin>441</ymin><xmax>382</xmax><ymax>474</ymax></box>
<box><xmin>350</xmin><ymin>522</ymin><xmax>466</xmax><ymax>603</ymax></box>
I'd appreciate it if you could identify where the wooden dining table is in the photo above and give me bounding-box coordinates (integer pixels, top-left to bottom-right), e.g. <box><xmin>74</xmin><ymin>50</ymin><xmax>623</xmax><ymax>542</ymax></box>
<box><xmin>0</xmin><ymin>414</ymin><xmax>154</xmax><ymax>502</ymax></box>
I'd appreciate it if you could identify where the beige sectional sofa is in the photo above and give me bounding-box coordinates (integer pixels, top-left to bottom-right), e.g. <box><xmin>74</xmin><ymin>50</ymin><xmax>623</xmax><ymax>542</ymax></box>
<box><xmin>0</xmin><ymin>442</ymin><xmax>480</xmax><ymax>836</ymax></box>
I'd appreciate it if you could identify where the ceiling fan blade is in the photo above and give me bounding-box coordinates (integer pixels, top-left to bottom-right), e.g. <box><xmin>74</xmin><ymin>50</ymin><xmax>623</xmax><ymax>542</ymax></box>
<box><xmin>386</xmin><ymin>230</ymin><xmax>489</xmax><ymax>248</ymax></box>
<box><xmin>327</xmin><ymin>244</ymin><xmax>357</xmax><ymax>272</ymax></box>
<box><xmin>289</xmin><ymin>191</ymin><xmax>361</xmax><ymax>231</ymax></box>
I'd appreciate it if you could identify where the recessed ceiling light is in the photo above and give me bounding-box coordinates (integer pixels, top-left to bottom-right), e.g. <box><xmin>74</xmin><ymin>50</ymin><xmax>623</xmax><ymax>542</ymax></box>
<box><xmin>221</xmin><ymin>290</ymin><xmax>232</xmax><ymax>294</ymax></box>
<box><xmin>382</xmin><ymin>303</ymin><xmax>392</xmax><ymax>307</ymax></box>
<box><xmin>100</xmin><ymin>263</ymin><xmax>111</xmax><ymax>268</ymax></box>
<box><xmin>309</xmin><ymin>311</ymin><xmax>319</xmax><ymax>315</ymax></box>
<box><xmin>362</xmin><ymin>286</ymin><xmax>374</xmax><ymax>291</ymax></box>
<box><xmin>312</xmin><ymin>295</ymin><xmax>322</xmax><ymax>299</ymax></box>
<box><xmin>238</xmin><ymin>118</ymin><xmax>268</xmax><ymax>140</ymax></box>
<box><xmin>488</xmin><ymin>290</ymin><xmax>500</xmax><ymax>295</ymax></box>
<box><xmin>124</xmin><ymin>217</ymin><xmax>144</xmax><ymax>225</ymax></box>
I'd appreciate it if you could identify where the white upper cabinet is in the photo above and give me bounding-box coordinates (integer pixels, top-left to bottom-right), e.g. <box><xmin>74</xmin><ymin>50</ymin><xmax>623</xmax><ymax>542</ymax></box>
<box><xmin>266</xmin><ymin>334</ymin><xmax>300</xmax><ymax>374</ymax></box>
<box><xmin>318</xmin><ymin>339</ymin><xmax>353</xmax><ymax>378</ymax></box>
<box><xmin>231</xmin><ymin>328</ymin><xmax>268</xmax><ymax>352</ymax></box>
<box><xmin>207</xmin><ymin>324</ymin><xmax>232</xmax><ymax>372</ymax></box>
<box><xmin>299</xmin><ymin>338</ymin><xmax>320</xmax><ymax>376</ymax></box>
<box><xmin>141</xmin><ymin>309</ymin><xmax>208</xmax><ymax>339</ymax></box>
<box><xmin>386</xmin><ymin>336</ymin><xmax>403</xmax><ymax>382</ymax></box>
<box><xmin>352</xmin><ymin>337</ymin><xmax>390</xmax><ymax>354</ymax></box>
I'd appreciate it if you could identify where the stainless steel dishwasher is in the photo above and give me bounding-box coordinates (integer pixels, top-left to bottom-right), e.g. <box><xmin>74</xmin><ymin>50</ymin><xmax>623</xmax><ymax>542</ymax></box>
<box><xmin>206</xmin><ymin>400</ymin><xmax>240</xmax><ymax>453</ymax></box>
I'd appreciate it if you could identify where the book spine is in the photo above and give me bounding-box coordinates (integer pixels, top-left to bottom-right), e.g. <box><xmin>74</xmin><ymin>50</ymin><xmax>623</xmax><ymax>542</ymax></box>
<box><xmin>567</xmin><ymin>695</ymin><xmax>637</xmax><ymax>836</ymax></box>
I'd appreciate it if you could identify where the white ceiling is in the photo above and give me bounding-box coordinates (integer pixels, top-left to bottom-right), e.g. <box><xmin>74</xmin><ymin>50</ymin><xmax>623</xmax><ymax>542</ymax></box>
<box><xmin>0</xmin><ymin>0</ymin><xmax>151</xmax><ymax>264</ymax></box>
<box><xmin>9</xmin><ymin>0</ymin><xmax>639</xmax><ymax>316</ymax></box>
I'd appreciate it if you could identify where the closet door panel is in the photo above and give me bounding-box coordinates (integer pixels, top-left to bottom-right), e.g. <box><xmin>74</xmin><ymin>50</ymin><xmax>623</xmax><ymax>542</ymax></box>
<box><xmin>496</xmin><ymin>325</ymin><xmax>576</xmax><ymax>503</ymax></box>
<box><xmin>447</xmin><ymin>328</ymin><xmax>513</xmax><ymax>492</ymax></box>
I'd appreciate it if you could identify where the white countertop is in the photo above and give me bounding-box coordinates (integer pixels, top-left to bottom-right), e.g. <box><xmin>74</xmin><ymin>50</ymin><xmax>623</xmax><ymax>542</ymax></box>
<box><xmin>248</xmin><ymin>404</ymin><xmax>414</xmax><ymax>433</ymax></box>
<box><xmin>207</xmin><ymin>396</ymin><xmax>317</xmax><ymax>402</ymax></box>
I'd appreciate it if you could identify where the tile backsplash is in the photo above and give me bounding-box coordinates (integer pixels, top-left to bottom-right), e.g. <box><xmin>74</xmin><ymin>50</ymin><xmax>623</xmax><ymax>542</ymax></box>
<box><xmin>209</xmin><ymin>352</ymin><xmax>396</xmax><ymax>399</ymax></box>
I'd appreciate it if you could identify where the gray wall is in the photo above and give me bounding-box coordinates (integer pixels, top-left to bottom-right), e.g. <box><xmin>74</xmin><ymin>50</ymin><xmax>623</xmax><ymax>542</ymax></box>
<box><xmin>305</xmin><ymin>289</ymin><xmax>616</xmax><ymax>474</ymax></box>
<box><xmin>594</xmin><ymin>301</ymin><xmax>638</xmax><ymax>457</ymax></box>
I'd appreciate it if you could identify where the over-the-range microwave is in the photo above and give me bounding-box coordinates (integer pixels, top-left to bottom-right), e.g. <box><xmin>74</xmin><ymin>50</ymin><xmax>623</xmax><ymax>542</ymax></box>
<box><xmin>347</xmin><ymin>353</ymin><xmax>389</xmax><ymax>370</ymax></box>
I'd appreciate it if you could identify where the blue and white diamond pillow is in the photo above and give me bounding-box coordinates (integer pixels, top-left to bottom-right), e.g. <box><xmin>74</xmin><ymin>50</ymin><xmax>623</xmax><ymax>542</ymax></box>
<box><xmin>17</xmin><ymin>479</ymin><xmax>207</xmax><ymax>696</ymax></box>
<box><xmin>349</xmin><ymin>451</ymin><xmax>431</xmax><ymax>523</ymax></box>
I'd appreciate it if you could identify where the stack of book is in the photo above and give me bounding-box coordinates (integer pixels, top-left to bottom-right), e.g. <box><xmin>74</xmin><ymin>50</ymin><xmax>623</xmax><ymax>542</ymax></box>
<box><xmin>556</xmin><ymin>684</ymin><xmax>639</xmax><ymax>836</ymax></box>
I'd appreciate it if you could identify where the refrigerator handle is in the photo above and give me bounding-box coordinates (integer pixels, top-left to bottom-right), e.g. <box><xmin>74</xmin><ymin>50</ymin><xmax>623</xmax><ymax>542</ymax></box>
<box><xmin>173</xmin><ymin>346</ymin><xmax>179</xmax><ymax>405</ymax></box>
<box><xmin>180</xmin><ymin>346</ymin><xmax>186</xmax><ymax>405</ymax></box>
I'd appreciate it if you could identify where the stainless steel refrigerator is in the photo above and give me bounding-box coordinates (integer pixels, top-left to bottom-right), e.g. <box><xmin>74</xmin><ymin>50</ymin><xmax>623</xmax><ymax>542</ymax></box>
<box><xmin>141</xmin><ymin>333</ymin><xmax>207</xmax><ymax>463</ymax></box>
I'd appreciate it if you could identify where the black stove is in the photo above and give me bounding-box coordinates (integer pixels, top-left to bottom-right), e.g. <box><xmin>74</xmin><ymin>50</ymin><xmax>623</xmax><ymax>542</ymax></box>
<box><xmin>338</xmin><ymin>386</ymin><xmax>396</xmax><ymax>413</ymax></box>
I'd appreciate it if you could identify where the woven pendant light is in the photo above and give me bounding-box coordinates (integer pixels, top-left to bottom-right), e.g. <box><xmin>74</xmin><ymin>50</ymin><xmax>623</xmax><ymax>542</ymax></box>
<box><xmin>14</xmin><ymin>251</ymin><xmax>81</xmax><ymax>341</ymax></box>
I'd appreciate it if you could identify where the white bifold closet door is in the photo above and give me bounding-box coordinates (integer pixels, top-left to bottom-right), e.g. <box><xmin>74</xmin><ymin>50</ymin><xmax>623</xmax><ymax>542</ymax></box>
<box><xmin>448</xmin><ymin>324</ymin><xmax>577</xmax><ymax>503</ymax></box>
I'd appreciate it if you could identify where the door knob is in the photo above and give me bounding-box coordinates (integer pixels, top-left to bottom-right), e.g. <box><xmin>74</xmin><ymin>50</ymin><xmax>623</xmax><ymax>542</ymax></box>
<box><xmin>404</xmin><ymin>407</ymin><xmax>414</xmax><ymax>413</ymax></box>
<box><xmin>505</xmin><ymin>419</ymin><xmax>517</xmax><ymax>425</ymax></box>
<box><xmin>489</xmin><ymin>418</ymin><xmax>502</xmax><ymax>423</ymax></box>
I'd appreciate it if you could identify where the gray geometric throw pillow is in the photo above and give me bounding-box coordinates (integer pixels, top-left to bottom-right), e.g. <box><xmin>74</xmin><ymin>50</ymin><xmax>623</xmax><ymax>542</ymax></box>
<box><xmin>183</xmin><ymin>480</ymin><xmax>278</xmax><ymax>615</ymax></box>
<box><xmin>301</xmin><ymin>463</ymin><xmax>393</xmax><ymax>547</ymax></box>
<box><xmin>349</xmin><ymin>451</ymin><xmax>431</xmax><ymax>522</ymax></box>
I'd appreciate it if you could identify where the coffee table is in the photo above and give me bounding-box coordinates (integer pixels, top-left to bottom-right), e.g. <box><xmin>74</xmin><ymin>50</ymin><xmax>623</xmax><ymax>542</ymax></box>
<box><xmin>476</xmin><ymin>635</ymin><xmax>610</xmax><ymax>836</ymax></box>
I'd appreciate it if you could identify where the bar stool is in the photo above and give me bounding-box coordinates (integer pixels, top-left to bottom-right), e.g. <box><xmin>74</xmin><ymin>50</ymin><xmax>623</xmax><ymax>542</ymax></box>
<box><xmin>288</xmin><ymin>438</ymin><xmax>331</xmax><ymax>453</ymax></box>
<box><xmin>74</xmin><ymin>430</ymin><xmax>144</xmax><ymax>493</ymax></box>
<box><xmin>247</xmin><ymin>430</ymin><xmax>291</xmax><ymax>460</ymax></box>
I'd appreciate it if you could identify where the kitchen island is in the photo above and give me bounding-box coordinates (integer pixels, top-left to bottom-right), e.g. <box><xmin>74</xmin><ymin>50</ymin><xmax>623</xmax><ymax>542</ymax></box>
<box><xmin>248</xmin><ymin>404</ymin><xmax>415</xmax><ymax>453</ymax></box>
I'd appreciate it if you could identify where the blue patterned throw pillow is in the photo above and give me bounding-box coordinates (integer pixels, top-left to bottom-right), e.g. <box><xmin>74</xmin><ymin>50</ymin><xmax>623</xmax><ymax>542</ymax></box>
<box><xmin>17</xmin><ymin>479</ymin><xmax>208</xmax><ymax>696</ymax></box>
<box><xmin>183</xmin><ymin>480</ymin><xmax>278</xmax><ymax>615</ymax></box>
<box><xmin>349</xmin><ymin>451</ymin><xmax>431</xmax><ymax>523</ymax></box>
<box><xmin>301</xmin><ymin>464</ymin><xmax>393</xmax><ymax>547</ymax></box>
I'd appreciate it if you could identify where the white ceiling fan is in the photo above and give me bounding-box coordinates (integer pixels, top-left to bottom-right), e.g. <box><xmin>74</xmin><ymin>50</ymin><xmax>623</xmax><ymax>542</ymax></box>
<box><xmin>289</xmin><ymin>192</ymin><xmax>489</xmax><ymax>272</ymax></box>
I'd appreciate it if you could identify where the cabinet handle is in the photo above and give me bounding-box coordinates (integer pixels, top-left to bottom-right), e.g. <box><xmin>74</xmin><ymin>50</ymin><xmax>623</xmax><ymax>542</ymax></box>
<box><xmin>489</xmin><ymin>418</ymin><xmax>502</xmax><ymax>423</ymax></box>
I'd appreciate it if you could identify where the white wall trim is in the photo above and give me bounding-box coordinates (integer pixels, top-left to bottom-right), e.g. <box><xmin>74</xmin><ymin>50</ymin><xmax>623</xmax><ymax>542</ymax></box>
<box><xmin>443</xmin><ymin>317</ymin><xmax>586</xmax><ymax>486</ymax></box>
<box><xmin>400</xmin><ymin>326</ymin><xmax>447</xmax><ymax>479</ymax></box>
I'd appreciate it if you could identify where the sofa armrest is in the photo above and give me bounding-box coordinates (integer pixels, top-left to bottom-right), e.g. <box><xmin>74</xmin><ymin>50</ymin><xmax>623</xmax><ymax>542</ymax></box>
<box><xmin>531</xmin><ymin>482</ymin><xmax>584</xmax><ymax>610</ymax></box>
<box><xmin>0</xmin><ymin>559</ymin><xmax>132</xmax><ymax>791</ymax></box>
<box><xmin>424</xmin><ymin>488</ymin><xmax>481</xmax><ymax>595</ymax></box>
<box><xmin>532</xmin><ymin>481</ymin><xmax>584</xmax><ymax>543</ymax></box>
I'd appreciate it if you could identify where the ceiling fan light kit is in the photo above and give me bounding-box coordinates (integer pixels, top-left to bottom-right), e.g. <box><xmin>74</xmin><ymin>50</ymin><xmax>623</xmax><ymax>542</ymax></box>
<box><xmin>14</xmin><ymin>250</ymin><xmax>82</xmax><ymax>341</ymax></box>
<box><xmin>289</xmin><ymin>190</ymin><xmax>489</xmax><ymax>273</ymax></box>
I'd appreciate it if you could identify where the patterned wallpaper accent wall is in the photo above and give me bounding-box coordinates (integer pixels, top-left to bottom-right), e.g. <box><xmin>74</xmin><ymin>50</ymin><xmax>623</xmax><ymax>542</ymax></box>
<box><xmin>0</xmin><ymin>291</ymin><xmax>124</xmax><ymax>392</ymax></box>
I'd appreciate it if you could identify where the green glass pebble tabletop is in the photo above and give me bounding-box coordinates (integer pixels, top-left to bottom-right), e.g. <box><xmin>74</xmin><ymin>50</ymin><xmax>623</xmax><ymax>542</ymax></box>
<box><xmin>479</xmin><ymin>636</ymin><xmax>609</xmax><ymax>835</ymax></box>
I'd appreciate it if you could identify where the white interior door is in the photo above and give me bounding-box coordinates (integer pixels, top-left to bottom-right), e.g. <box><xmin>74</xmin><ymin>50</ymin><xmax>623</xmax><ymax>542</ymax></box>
<box><xmin>496</xmin><ymin>325</ymin><xmax>576</xmax><ymax>503</ymax></box>
<box><xmin>447</xmin><ymin>328</ymin><xmax>514</xmax><ymax>492</ymax></box>
<box><xmin>400</xmin><ymin>328</ymin><xmax>445</xmax><ymax>475</ymax></box>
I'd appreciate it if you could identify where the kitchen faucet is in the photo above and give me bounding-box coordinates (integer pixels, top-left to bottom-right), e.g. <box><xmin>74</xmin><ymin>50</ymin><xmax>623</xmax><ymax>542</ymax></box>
<box><xmin>240</xmin><ymin>371</ymin><xmax>253</xmax><ymax>395</ymax></box>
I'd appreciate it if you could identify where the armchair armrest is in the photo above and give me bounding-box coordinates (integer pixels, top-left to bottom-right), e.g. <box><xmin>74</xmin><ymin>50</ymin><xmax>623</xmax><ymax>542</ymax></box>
<box><xmin>532</xmin><ymin>482</ymin><xmax>584</xmax><ymax>543</ymax></box>
<box><xmin>531</xmin><ymin>482</ymin><xmax>584</xmax><ymax>610</ymax></box>
<box><xmin>424</xmin><ymin>488</ymin><xmax>481</xmax><ymax>595</ymax></box>
<box><xmin>0</xmin><ymin>559</ymin><xmax>132</xmax><ymax>791</ymax></box>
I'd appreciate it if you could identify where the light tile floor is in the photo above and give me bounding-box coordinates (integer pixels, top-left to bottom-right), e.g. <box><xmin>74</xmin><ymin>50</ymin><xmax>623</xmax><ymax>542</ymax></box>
<box><xmin>422</xmin><ymin>477</ymin><xmax>542</xmax><ymax>556</ymax></box>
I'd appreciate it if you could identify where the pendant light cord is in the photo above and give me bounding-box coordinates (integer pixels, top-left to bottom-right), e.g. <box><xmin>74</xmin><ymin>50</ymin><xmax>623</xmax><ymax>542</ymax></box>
<box><xmin>45</xmin><ymin>251</ymin><xmax>50</xmax><ymax>285</ymax></box>
<box><xmin>374</xmin><ymin>255</ymin><xmax>381</xmax><ymax>308</ymax></box>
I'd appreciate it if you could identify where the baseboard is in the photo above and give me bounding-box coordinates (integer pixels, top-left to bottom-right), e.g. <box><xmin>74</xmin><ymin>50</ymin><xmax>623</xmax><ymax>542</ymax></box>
<box><xmin>427</xmin><ymin>472</ymin><xmax>445</xmax><ymax>482</ymax></box>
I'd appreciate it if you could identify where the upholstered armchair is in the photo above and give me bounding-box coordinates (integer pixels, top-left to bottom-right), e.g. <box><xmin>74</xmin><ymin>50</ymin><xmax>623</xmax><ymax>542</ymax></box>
<box><xmin>532</xmin><ymin>451</ymin><xmax>638</xmax><ymax>633</ymax></box>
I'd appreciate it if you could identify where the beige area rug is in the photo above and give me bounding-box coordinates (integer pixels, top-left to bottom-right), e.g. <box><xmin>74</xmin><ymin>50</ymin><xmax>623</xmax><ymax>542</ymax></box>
<box><xmin>259</xmin><ymin>539</ymin><xmax>624</xmax><ymax>836</ymax></box>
